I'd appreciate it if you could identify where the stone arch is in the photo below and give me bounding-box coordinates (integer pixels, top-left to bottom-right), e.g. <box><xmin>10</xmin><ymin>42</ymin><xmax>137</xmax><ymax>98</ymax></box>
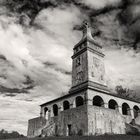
<box><xmin>108</xmin><ymin>99</ymin><xmax>118</xmax><ymax>110</ymax></box>
<box><xmin>44</xmin><ymin>107</ymin><xmax>49</xmax><ymax>119</ymax></box>
<box><xmin>122</xmin><ymin>103</ymin><xmax>131</xmax><ymax>115</ymax></box>
<box><xmin>133</xmin><ymin>105</ymin><xmax>139</xmax><ymax>118</ymax></box>
<box><xmin>93</xmin><ymin>95</ymin><xmax>104</xmax><ymax>107</ymax></box>
<box><xmin>76</xmin><ymin>96</ymin><xmax>84</xmax><ymax>107</ymax></box>
<box><xmin>63</xmin><ymin>100</ymin><xmax>70</xmax><ymax>110</ymax></box>
<box><xmin>53</xmin><ymin>104</ymin><xmax>58</xmax><ymax>116</ymax></box>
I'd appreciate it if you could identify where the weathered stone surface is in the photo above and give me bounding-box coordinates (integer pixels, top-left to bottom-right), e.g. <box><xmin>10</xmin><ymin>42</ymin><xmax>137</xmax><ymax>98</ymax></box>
<box><xmin>87</xmin><ymin>105</ymin><xmax>125</xmax><ymax>135</ymax></box>
<box><xmin>42</xmin><ymin>105</ymin><xmax>88</xmax><ymax>136</ymax></box>
<box><xmin>72</xmin><ymin>50</ymin><xmax>88</xmax><ymax>87</ymax></box>
<box><xmin>27</xmin><ymin>117</ymin><xmax>46</xmax><ymax>137</ymax></box>
<box><xmin>28</xmin><ymin>104</ymin><xmax>128</xmax><ymax>137</ymax></box>
<box><xmin>135</xmin><ymin>116</ymin><xmax>140</xmax><ymax>125</ymax></box>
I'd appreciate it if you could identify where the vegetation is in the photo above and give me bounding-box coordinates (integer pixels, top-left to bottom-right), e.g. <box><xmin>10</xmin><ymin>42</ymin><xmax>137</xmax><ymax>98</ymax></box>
<box><xmin>115</xmin><ymin>85</ymin><xmax>140</xmax><ymax>102</ymax></box>
<box><xmin>0</xmin><ymin>129</ymin><xmax>25</xmax><ymax>139</ymax></box>
<box><xmin>2</xmin><ymin>135</ymin><xmax>140</xmax><ymax>140</ymax></box>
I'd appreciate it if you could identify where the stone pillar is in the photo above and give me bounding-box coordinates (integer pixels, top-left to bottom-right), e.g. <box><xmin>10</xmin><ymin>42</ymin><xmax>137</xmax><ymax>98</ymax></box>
<box><xmin>70</xmin><ymin>103</ymin><xmax>73</xmax><ymax>109</ymax></box>
<box><xmin>115</xmin><ymin>105</ymin><xmax>119</xmax><ymax>111</ymax></box>
<box><xmin>104</xmin><ymin>103</ymin><xmax>108</xmax><ymax>108</ymax></box>
<box><xmin>72</xmin><ymin>100</ymin><xmax>76</xmax><ymax>108</ymax></box>
<box><xmin>40</xmin><ymin>108</ymin><xmax>44</xmax><ymax>118</ymax></box>
<box><xmin>118</xmin><ymin>106</ymin><xmax>122</xmax><ymax>114</ymax></box>
<box><xmin>50</xmin><ymin>108</ymin><xmax>54</xmax><ymax>117</ymax></box>
<box><xmin>40</xmin><ymin>111</ymin><xmax>43</xmax><ymax>117</ymax></box>
<box><xmin>48</xmin><ymin>110</ymin><xmax>51</xmax><ymax>120</ymax></box>
<box><xmin>138</xmin><ymin>110</ymin><xmax>140</xmax><ymax>117</ymax></box>
<box><xmin>59</xmin><ymin>106</ymin><xmax>63</xmax><ymax>113</ymax></box>
<box><xmin>87</xmin><ymin>99</ymin><xmax>93</xmax><ymax>106</ymax></box>
<box><xmin>130</xmin><ymin>109</ymin><xmax>134</xmax><ymax>119</ymax></box>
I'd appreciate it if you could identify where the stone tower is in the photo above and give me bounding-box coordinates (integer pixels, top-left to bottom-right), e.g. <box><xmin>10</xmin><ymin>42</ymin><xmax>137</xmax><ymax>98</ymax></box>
<box><xmin>70</xmin><ymin>21</ymin><xmax>108</xmax><ymax>93</ymax></box>
<box><xmin>27</xmin><ymin>21</ymin><xmax>140</xmax><ymax>137</ymax></box>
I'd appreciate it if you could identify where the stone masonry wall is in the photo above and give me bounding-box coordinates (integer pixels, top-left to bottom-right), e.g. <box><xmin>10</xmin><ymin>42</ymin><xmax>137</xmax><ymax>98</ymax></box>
<box><xmin>27</xmin><ymin>117</ymin><xmax>46</xmax><ymax>137</ymax></box>
<box><xmin>42</xmin><ymin>105</ymin><xmax>88</xmax><ymax>136</ymax></box>
<box><xmin>87</xmin><ymin>105</ymin><xmax>126</xmax><ymax>135</ymax></box>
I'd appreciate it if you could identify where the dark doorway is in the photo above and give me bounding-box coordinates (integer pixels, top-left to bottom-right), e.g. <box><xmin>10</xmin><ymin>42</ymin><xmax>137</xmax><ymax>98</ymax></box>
<box><xmin>63</xmin><ymin>100</ymin><xmax>70</xmax><ymax>110</ymax></box>
<box><xmin>67</xmin><ymin>124</ymin><xmax>72</xmax><ymax>136</ymax></box>
<box><xmin>55</xmin><ymin>125</ymin><xmax>58</xmax><ymax>136</ymax></box>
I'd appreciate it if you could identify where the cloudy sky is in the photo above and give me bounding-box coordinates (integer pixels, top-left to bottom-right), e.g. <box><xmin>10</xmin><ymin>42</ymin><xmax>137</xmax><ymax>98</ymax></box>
<box><xmin>0</xmin><ymin>0</ymin><xmax>140</xmax><ymax>135</ymax></box>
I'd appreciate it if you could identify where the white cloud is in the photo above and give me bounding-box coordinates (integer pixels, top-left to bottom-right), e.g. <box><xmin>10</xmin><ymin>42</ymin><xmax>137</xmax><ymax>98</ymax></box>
<box><xmin>78</xmin><ymin>0</ymin><xmax>121</xmax><ymax>9</ymax></box>
<box><xmin>0</xmin><ymin>1</ymin><xmax>140</xmax><ymax>136</ymax></box>
<box><xmin>0</xmin><ymin>5</ymin><xmax>83</xmax><ymax>134</ymax></box>
<box><xmin>32</xmin><ymin>6</ymin><xmax>84</xmax><ymax>70</ymax></box>
<box><xmin>105</xmin><ymin>48</ymin><xmax>140</xmax><ymax>89</ymax></box>
<box><xmin>0</xmin><ymin>96</ymin><xmax>39</xmax><ymax>135</ymax></box>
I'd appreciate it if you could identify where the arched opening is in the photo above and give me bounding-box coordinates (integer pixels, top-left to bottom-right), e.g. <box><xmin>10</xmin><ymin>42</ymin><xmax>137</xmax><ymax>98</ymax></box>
<box><xmin>133</xmin><ymin>105</ymin><xmax>139</xmax><ymax>118</ymax></box>
<box><xmin>93</xmin><ymin>96</ymin><xmax>104</xmax><ymax>107</ymax></box>
<box><xmin>63</xmin><ymin>100</ymin><xmax>70</xmax><ymax>110</ymax></box>
<box><xmin>53</xmin><ymin>104</ymin><xmax>58</xmax><ymax>116</ymax></box>
<box><xmin>44</xmin><ymin>107</ymin><xmax>49</xmax><ymax>120</ymax></box>
<box><xmin>122</xmin><ymin>103</ymin><xmax>131</xmax><ymax>115</ymax></box>
<box><xmin>108</xmin><ymin>99</ymin><xmax>118</xmax><ymax>110</ymax></box>
<box><xmin>76</xmin><ymin>96</ymin><xmax>84</xmax><ymax>107</ymax></box>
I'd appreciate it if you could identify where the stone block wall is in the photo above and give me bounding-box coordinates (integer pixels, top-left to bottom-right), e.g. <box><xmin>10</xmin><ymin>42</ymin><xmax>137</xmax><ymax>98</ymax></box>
<box><xmin>42</xmin><ymin>105</ymin><xmax>88</xmax><ymax>136</ymax></box>
<box><xmin>135</xmin><ymin>116</ymin><xmax>140</xmax><ymax>125</ymax></box>
<box><xmin>87</xmin><ymin>105</ymin><xmax>126</xmax><ymax>135</ymax></box>
<box><xmin>27</xmin><ymin>117</ymin><xmax>46</xmax><ymax>137</ymax></box>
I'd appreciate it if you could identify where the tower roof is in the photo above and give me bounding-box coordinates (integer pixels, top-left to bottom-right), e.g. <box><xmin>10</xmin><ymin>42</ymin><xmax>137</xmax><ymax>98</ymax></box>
<box><xmin>74</xmin><ymin>20</ymin><xmax>102</xmax><ymax>49</ymax></box>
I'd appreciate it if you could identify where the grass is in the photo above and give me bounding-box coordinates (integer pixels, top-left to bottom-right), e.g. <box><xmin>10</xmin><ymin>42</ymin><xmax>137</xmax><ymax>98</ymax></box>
<box><xmin>4</xmin><ymin>135</ymin><xmax>140</xmax><ymax>140</ymax></box>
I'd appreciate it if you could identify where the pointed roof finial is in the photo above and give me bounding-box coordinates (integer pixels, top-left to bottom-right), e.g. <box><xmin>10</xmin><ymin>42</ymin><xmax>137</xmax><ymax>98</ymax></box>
<box><xmin>82</xmin><ymin>20</ymin><xmax>93</xmax><ymax>40</ymax></box>
<box><xmin>83</xmin><ymin>20</ymin><xmax>90</xmax><ymax>28</ymax></box>
<box><xmin>74</xmin><ymin>20</ymin><xmax>102</xmax><ymax>49</ymax></box>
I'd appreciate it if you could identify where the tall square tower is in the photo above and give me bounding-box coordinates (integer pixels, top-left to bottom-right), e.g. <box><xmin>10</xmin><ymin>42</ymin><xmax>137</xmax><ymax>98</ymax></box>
<box><xmin>70</xmin><ymin>21</ymin><xmax>108</xmax><ymax>94</ymax></box>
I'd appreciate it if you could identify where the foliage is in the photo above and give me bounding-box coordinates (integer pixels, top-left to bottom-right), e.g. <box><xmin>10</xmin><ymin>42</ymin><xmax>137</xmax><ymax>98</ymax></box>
<box><xmin>115</xmin><ymin>85</ymin><xmax>140</xmax><ymax>102</ymax></box>
<box><xmin>0</xmin><ymin>129</ymin><xmax>25</xmax><ymax>139</ymax></box>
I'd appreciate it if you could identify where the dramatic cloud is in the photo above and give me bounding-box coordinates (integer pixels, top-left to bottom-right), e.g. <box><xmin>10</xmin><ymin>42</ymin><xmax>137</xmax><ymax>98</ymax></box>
<box><xmin>78</xmin><ymin>0</ymin><xmax>121</xmax><ymax>9</ymax></box>
<box><xmin>0</xmin><ymin>0</ymin><xmax>140</xmax><ymax>135</ymax></box>
<box><xmin>0</xmin><ymin>96</ymin><xmax>39</xmax><ymax>134</ymax></box>
<box><xmin>105</xmin><ymin>48</ymin><xmax>140</xmax><ymax>90</ymax></box>
<box><xmin>0</xmin><ymin>5</ymin><xmax>82</xmax><ymax>97</ymax></box>
<box><xmin>0</xmin><ymin>4</ymin><xmax>83</xmax><ymax>134</ymax></box>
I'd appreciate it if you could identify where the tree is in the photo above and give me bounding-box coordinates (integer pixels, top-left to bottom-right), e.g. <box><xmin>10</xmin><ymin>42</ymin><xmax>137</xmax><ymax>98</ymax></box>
<box><xmin>115</xmin><ymin>85</ymin><xmax>140</xmax><ymax>102</ymax></box>
<box><xmin>115</xmin><ymin>85</ymin><xmax>128</xmax><ymax>96</ymax></box>
<box><xmin>0</xmin><ymin>129</ymin><xmax>25</xmax><ymax>139</ymax></box>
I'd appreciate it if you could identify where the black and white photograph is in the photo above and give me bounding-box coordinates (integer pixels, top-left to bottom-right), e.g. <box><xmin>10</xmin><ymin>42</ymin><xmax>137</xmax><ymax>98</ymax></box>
<box><xmin>0</xmin><ymin>0</ymin><xmax>140</xmax><ymax>139</ymax></box>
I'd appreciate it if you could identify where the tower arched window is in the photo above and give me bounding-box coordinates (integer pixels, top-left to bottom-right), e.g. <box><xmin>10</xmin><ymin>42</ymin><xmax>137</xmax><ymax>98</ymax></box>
<box><xmin>53</xmin><ymin>104</ymin><xmax>58</xmax><ymax>116</ymax></box>
<box><xmin>122</xmin><ymin>103</ymin><xmax>131</xmax><ymax>115</ymax></box>
<box><xmin>76</xmin><ymin>96</ymin><xmax>84</xmax><ymax>107</ymax></box>
<box><xmin>44</xmin><ymin>107</ymin><xmax>49</xmax><ymax>120</ymax></box>
<box><xmin>108</xmin><ymin>99</ymin><xmax>118</xmax><ymax>110</ymax></box>
<box><xmin>133</xmin><ymin>105</ymin><xmax>139</xmax><ymax>118</ymax></box>
<box><xmin>63</xmin><ymin>100</ymin><xmax>70</xmax><ymax>110</ymax></box>
<box><xmin>93</xmin><ymin>96</ymin><xmax>104</xmax><ymax>107</ymax></box>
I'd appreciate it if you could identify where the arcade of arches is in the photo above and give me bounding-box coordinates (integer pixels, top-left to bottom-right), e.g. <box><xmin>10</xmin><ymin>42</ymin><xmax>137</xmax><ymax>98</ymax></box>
<box><xmin>43</xmin><ymin>95</ymin><xmax>140</xmax><ymax>119</ymax></box>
